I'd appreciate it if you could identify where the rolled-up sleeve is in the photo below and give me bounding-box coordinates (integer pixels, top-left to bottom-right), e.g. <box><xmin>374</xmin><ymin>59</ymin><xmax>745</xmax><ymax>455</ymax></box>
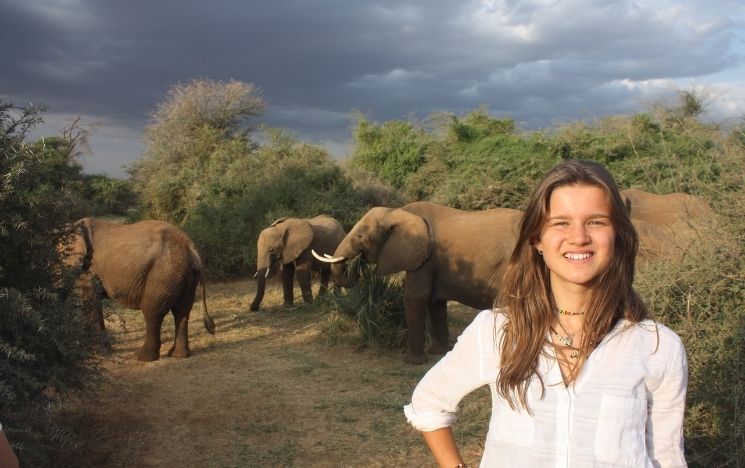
<box><xmin>404</xmin><ymin>309</ymin><xmax>500</xmax><ymax>432</ymax></box>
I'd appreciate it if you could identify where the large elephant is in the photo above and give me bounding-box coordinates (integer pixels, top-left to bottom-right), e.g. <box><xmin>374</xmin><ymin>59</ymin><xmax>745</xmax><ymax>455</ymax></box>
<box><xmin>249</xmin><ymin>215</ymin><xmax>346</xmax><ymax>311</ymax></box>
<box><xmin>621</xmin><ymin>189</ymin><xmax>713</xmax><ymax>258</ymax></box>
<box><xmin>314</xmin><ymin>201</ymin><xmax>523</xmax><ymax>364</ymax></box>
<box><xmin>61</xmin><ymin>218</ymin><xmax>215</xmax><ymax>362</ymax></box>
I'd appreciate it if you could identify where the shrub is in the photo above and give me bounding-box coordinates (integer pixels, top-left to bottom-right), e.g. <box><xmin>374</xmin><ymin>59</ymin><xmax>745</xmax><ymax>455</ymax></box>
<box><xmin>349</xmin><ymin>114</ymin><xmax>430</xmax><ymax>190</ymax></box>
<box><xmin>327</xmin><ymin>261</ymin><xmax>407</xmax><ymax>350</ymax></box>
<box><xmin>182</xmin><ymin>128</ymin><xmax>376</xmax><ymax>278</ymax></box>
<box><xmin>0</xmin><ymin>101</ymin><xmax>101</xmax><ymax>466</ymax></box>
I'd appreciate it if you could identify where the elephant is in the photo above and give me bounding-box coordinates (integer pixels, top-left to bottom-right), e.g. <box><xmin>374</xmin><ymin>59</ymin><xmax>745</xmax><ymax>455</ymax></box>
<box><xmin>61</xmin><ymin>217</ymin><xmax>215</xmax><ymax>362</ymax></box>
<box><xmin>314</xmin><ymin>201</ymin><xmax>523</xmax><ymax>364</ymax></box>
<box><xmin>249</xmin><ymin>215</ymin><xmax>346</xmax><ymax>311</ymax></box>
<box><xmin>621</xmin><ymin>189</ymin><xmax>713</xmax><ymax>258</ymax></box>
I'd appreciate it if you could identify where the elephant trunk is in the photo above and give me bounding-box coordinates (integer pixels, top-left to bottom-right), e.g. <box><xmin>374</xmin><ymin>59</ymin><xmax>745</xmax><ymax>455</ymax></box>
<box><xmin>330</xmin><ymin>263</ymin><xmax>353</xmax><ymax>288</ymax></box>
<box><xmin>250</xmin><ymin>268</ymin><xmax>268</xmax><ymax>311</ymax></box>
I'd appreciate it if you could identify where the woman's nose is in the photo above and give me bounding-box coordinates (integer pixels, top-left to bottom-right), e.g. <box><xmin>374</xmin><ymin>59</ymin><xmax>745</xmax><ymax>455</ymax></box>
<box><xmin>568</xmin><ymin>224</ymin><xmax>590</xmax><ymax>244</ymax></box>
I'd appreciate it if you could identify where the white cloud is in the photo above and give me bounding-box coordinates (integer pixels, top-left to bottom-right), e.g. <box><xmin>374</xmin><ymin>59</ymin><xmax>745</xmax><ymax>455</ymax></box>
<box><xmin>8</xmin><ymin>0</ymin><xmax>96</xmax><ymax>26</ymax></box>
<box><xmin>346</xmin><ymin>68</ymin><xmax>434</xmax><ymax>90</ymax></box>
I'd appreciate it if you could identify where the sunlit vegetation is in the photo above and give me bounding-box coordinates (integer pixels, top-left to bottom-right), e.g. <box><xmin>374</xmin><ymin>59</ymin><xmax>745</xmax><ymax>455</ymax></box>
<box><xmin>2</xmin><ymin>86</ymin><xmax>742</xmax><ymax>466</ymax></box>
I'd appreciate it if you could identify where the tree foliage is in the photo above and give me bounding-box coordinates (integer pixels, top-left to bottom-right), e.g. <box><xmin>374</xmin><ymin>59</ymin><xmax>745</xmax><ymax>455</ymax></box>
<box><xmin>129</xmin><ymin>80</ymin><xmax>386</xmax><ymax>278</ymax></box>
<box><xmin>183</xmin><ymin>127</ymin><xmax>380</xmax><ymax>277</ymax></box>
<box><xmin>131</xmin><ymin>79</ymin><xmax>266</xmax><ymax>222</ymax></box>
<box><xmin>0</xmin><ymin>101</ymin><xmax>100</xmax><ymax>466</ymax></box>
<box><xmin>349</xmin><ymin>114</ymin><xmax>430</xmax><ymax>190</ymax></box>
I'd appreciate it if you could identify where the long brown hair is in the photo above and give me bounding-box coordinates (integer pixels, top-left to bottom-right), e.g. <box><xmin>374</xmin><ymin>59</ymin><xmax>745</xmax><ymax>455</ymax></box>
<box><xmin>496</xmin><ymin>159</ymin><xmax>648</xmax><ymax>410</ymax></box>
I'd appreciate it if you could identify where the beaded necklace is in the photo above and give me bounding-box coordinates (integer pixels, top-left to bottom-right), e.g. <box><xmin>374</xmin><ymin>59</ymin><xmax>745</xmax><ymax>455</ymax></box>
<box><xmin>554</xmin><ymin>306</ymin><xmax>585</xmax><ymax>316</ymax></box>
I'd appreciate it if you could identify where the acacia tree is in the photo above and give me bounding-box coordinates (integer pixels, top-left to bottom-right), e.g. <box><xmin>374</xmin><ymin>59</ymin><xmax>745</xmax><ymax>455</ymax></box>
<box><xmin>131</xmin><ymin>79</ymin><xmax>266</xmax><ymax>222</ymax></box>
<box><xmin>0</xmin><ymin>101</ymin><xmax>100</xmax><ymax>466</ymax></box>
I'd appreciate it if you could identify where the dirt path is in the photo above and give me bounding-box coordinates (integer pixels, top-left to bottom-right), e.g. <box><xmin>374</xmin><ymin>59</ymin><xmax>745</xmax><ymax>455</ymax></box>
<box><xmin>62</xmin><ymin>279</ymin><xmax>489</xmax><ymax>467</ymax></box>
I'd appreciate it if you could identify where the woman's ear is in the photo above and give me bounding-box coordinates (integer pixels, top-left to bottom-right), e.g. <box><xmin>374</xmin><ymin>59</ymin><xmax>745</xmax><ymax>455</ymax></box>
<box><xmin>376</xmin><ymin>209</ymin><xmax>431</xmax><ymax>275</ymax></box>
<box><xmin>534</xmin><ymin>242</ymin><xmax>544</xmax><ymax>256</ymax></box>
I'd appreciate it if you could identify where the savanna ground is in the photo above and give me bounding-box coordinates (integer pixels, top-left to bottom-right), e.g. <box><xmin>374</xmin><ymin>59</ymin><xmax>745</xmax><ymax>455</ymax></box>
<box><xmin>62</xmin><ymin>278</ymin><xmax>491</xmax><ymax>467</ymax></box>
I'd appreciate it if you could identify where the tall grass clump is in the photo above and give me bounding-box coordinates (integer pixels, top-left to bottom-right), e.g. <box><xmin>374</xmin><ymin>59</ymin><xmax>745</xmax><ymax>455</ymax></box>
<box><xmin>328</xmin><ymin>261</ymin><xmax>407</xmax><ymax>349</ymax></box>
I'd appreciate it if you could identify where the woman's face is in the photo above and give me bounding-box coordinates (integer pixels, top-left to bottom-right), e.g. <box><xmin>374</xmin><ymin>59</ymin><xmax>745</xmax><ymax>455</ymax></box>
<box><xmin>535</xmin><ymin>183</ymin><xmax>615</xmax><ymax>292</ymax></box>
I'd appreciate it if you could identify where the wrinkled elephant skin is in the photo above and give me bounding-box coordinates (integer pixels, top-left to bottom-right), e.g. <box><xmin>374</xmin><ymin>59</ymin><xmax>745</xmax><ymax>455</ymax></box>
<box><xmin>61</xmin><ymin>218</ymin><xmax>215</xmax><ymax>362</ymax></box>
<box><xmin>321</xmin><ymin>201</ymin><xmax>523</xmax><ymax>364</ymax></box>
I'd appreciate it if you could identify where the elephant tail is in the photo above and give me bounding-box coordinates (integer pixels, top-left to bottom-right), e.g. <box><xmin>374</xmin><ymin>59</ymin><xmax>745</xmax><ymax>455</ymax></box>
<box><xmin>189</xmin><ymin>242</ymin><xmax>215</xmax><ymax>335</ymax></box>
<box><xmin>199</xmin><ymin>273</ymin><xmax>216</xmax><ymax>335</ymax></box>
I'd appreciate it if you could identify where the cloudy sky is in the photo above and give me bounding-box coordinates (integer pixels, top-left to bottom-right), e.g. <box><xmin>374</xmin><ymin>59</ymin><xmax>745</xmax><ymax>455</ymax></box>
<box><xmin>2</xmin><ymin>0</ymin><xmax>744</xmax><ymax>178</ymax></box>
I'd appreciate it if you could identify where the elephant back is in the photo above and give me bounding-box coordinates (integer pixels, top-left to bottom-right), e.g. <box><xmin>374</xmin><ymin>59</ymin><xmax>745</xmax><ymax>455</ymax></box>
<box><xmin>621</xmin><ymin>189</ymin><xmax>714</xmax><ymax>259</ymax></box>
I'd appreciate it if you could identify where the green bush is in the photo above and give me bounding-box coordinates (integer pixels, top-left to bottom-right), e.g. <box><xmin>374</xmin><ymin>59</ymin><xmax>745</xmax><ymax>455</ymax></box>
<box><xmin>0</xmin><ymin>101</ymin><xmax>101</xmax><ymax>467</ymax></box>
<box><xmin>182</xmin><ymin>128</ymin><xmax>377</xmax><ymax>278</ymax></box>
<box><xmin>349</xmin><ymin>114</ymin><xmax>431</xmax><ymax>190</ymax></box>
<box><xmin>83</xmin><ymin>174</ymin><xmax>137</xmax><ymax>216</ymax></box>
<box><xmin>327</xmin><ymin>261</ymin><xmax>407</xmax><ymax>349</ymax></box>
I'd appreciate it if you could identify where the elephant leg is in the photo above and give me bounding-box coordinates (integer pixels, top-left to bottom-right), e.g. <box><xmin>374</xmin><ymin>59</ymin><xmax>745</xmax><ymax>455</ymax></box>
<box><xmin>168</xmin><ymin>306</ymin><xmax>192</xmax><ymax>358</ymax></box>
<box><xmin>295</xmin><ymin>263</ymin><xmax>313</xmax><ymax>304</ymax></box>
<box><xmin>427</xmin><ymin>300</ymin><xmax>451</xmax><ymax>355</ymax></box>
<box><xmin>318</xmin><ymin>266</ymin><xmax>330</xmax><ymax>296</ymax></box>
<box><xmin>403</xmin><ymin>295</ymin><xmax>430</xmax><ymax>365</ymax></box>
<box><xmin>136</xmin><ymin>307</ymin><xmax>166</xmax><ymax>362</ymax></box>
<box><xmin>282</xmin><ymin>263</ymin><xmax>295</xmax><ymax>307</ymax></box>
<box><xmin>402</xmin><ymin>270</ymin><xmax>435</xmax><ymax>364</ymax></box>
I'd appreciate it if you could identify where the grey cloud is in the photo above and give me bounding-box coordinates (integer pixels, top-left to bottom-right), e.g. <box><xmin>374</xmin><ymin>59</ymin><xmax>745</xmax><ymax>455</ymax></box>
<box><xmin>1</xmin><ymin>0</ymin><xmax>742</xmax><ymax>177</ymax></box>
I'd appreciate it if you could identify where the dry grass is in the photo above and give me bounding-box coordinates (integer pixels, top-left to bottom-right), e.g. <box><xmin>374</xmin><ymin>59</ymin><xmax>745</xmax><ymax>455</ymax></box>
<box><xmin>59</xmin><ymin>277</ymin><xmax>489</xmax><ymax>467</ymax></box>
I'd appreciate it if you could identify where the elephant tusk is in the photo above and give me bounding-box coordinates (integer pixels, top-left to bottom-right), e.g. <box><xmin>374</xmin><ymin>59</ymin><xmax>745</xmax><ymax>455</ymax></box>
<box><xmin>253</xmin><ymin>271</ymin><xmax>258</xmax><ymax>279</ymax></box>
<box><xmin>265</xmin><ymin>268</ymin><xmax>270</xmax><ymax>278</ymax></box>
<box><xmin>312</xmin><ymin>249</ymin><xmax>346</xmax><ymax>263</ymax></box>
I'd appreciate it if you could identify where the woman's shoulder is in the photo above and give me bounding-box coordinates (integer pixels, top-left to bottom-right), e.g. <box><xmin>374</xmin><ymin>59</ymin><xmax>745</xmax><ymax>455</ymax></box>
<box><xmin>474</xmin><ymin>308</ymin><xmax>508</xmax><ymax>327</ymax></box>
<box><xmin>618</xmin><ymin>318</ymin><xmax>686</xmax><ymax>357</ymax></box>
<box><xmin>459</xmin><ymin>309</ymin><xmax>506</xmax><ymax>341</ymax></box>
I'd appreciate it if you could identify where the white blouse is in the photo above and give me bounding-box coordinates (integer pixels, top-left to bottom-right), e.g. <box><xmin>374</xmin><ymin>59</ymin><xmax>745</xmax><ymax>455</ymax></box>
<box><xmin>404</xmin><ymin>309</ymin><xmax>688</xmax><ymax>468</ymax></box>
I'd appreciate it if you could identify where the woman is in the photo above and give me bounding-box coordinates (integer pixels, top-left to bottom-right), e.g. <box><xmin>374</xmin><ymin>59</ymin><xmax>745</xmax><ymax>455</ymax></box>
<box><xmin>404</xmin><ymin>159</ymin><xmax>687</xmax><ymax>467</ymax></box>
<box><xmin>0</xmin><ymin>423</ymin><xmax>19</xmax><ymax>468</ymax></box>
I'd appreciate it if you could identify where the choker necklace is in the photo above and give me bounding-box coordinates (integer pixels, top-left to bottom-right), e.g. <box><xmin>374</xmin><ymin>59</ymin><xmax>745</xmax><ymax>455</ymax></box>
<box><xmin>555</xmin><ymin>306</ymin><xmax>584</xmax><ymax>316</ymax></box>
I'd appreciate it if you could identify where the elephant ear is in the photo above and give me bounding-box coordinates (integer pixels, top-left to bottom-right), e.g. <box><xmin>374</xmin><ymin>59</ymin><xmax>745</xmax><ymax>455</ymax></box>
<box><xmin>280</xmin><ymin>219</ymin><xmax>314</xmax><ymax>263</ymax></box>
<box><xmin>376</xmin><ymin>209</ymin><xmax>431</xmax><ymax>275</ymax></box>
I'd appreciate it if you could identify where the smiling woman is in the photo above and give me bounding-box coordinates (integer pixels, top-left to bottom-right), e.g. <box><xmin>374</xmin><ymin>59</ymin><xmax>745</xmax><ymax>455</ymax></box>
<box><xmin>404</xmin><ymin>159</ymin><xmax>688</xmax><ymax>468</ymax></box>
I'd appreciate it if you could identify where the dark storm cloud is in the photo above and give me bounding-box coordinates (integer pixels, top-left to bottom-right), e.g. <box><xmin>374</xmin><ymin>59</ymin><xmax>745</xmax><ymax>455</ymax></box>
<box><xmin>1</xmin><ymin>0</ymin><xmax>743</xmax><ymax>176</ymax></box>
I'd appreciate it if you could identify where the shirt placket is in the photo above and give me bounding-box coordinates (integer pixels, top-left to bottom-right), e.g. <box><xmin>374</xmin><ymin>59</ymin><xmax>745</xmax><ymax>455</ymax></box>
<box><xmin>555</xmin><ymin>386</ymin><xmax>573</xmax><ymax>468</ymax></box>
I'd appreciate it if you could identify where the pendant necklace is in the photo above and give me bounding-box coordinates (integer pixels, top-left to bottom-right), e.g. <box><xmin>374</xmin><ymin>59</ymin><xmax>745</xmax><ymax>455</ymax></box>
<box><xmin>552</xmin><ymin>320</ymin><xmax>581</xmax><ymax>359</ymax></box>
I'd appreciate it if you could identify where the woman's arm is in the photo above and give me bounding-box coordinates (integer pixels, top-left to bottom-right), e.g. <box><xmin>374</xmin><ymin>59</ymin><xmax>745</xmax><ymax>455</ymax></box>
<box><xmin>423</xmin><ymin>427</ymin><xmax>466</xmax><ymax>468</ymax></box>
<box><xmin>404</xmin><ymin>310</ymin><xmax>501</xmax><ymax>465</ymax></box>
<box><xmin>646</xmin><ymin>331</ymin><xmax>688</xmax><ymax>467</ymax></box>
<box><xmin>0</xmin><ymin>427</ymin><xmax>19</xmax><ymax>468</ymax></box>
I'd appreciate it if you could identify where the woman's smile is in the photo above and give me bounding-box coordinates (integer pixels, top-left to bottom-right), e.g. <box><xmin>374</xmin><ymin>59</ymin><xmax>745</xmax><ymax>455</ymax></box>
<box><xmin>536</xmin><ymin>184</ymin><xmax>615</xmax><ymax>291</ymax></box>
